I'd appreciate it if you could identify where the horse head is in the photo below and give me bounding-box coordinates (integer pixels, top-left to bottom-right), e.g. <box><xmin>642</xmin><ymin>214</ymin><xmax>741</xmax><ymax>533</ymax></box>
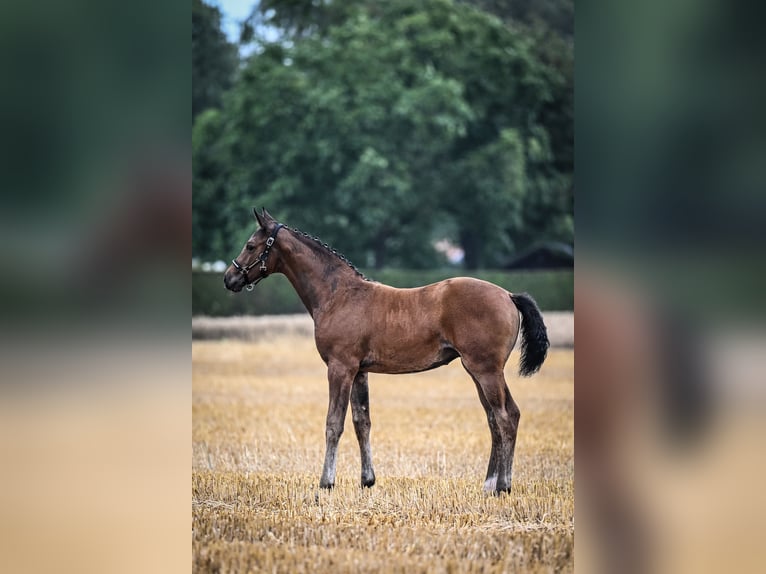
<box><xmin>223</xmin><ymin>208</ymin><xmax>283</xmax><ymax>292</ymax></box>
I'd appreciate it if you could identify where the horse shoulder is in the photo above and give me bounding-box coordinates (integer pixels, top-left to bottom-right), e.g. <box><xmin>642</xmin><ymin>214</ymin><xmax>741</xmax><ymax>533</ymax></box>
<box><xmin>313</xmin><ymin>283</ymin><xmax>376</xmax><ymax>363</ymax></box>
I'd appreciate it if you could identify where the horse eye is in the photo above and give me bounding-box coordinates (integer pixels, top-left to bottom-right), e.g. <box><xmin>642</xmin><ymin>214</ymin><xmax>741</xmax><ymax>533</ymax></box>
<box><xmin>246</xmin><ymin>244</ymin><xmax>255</xmax><ymax>252</ymax></box>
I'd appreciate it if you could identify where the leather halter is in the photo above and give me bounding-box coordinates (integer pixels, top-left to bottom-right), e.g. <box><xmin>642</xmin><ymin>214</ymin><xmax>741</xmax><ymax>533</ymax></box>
<box><xmin>231</xmin><ymin>224</ymin><xmax>284</xmax><ymax>291</ymax></box>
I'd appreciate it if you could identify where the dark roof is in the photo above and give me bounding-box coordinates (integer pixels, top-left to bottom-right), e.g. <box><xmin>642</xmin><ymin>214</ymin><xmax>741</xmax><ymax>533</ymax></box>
<box><xmin>505</xmin><ymin>242</ymin><xmax>574</xmax><ymax>270</ymax></box>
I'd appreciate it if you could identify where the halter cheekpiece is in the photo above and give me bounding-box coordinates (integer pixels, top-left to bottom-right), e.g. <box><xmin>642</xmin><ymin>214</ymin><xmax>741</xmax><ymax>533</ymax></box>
<box><xmin>231</xmin><ymin>224</ymin><xmax>284</xmax><ymax>291</ymax></box>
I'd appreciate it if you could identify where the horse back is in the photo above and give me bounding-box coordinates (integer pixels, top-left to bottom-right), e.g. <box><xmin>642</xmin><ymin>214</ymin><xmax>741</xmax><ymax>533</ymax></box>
<box><xmin>314</xmin><ymin>277</ymin><xmax>519</xmax><ymax>373</ymax></box>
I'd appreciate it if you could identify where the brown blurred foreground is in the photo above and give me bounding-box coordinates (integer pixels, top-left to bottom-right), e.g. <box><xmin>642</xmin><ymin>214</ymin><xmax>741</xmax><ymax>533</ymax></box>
<box><xmin>576</xmin><ymin>265</ymin><xmax>766</xmax><ymax>574</ymax></box>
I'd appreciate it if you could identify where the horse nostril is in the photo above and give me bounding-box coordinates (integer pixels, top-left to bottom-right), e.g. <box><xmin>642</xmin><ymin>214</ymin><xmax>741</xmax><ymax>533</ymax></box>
<box><xmin>224</xmin><ymin>271</ymin><xmax>244</xmax><ymax>292</ymax></box>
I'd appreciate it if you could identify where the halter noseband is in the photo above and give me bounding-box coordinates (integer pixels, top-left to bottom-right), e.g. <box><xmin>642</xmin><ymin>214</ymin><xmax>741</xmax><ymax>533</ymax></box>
<box><xmin>231</xmin><ymin>224</ymin><xmax>284</xmax><ymax>291</ymax></box>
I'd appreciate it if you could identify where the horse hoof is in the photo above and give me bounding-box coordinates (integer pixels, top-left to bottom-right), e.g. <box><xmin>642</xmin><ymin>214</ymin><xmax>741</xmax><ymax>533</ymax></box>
<box><xmin>493</xmin><ymin>484</ymin><xmax>512</xmax><ymax>496</ymax></box>
<box><xmin>361</xmin><ymin>476</ymin><xmax>376</xmax><ymax>488</ymax></box>
<box><xmin>319</xmin><ymin>482</ymin><xmax>334</xmax><ymax>490</ymax></box>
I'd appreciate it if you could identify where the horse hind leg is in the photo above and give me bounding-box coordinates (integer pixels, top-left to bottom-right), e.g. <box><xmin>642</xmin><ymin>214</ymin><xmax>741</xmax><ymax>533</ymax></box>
<box><xmin>500</xmin><ymin>382</ymin><xmax>521</xmax><ymax>490</ymax></box>
<box><xmin>351</xmin><ymin>371</ymin><xmax>376</xmax><ymax>487</ymax></box>
<box><xmin>468</xmin><ymin>371</ymin><xmax>501</xmax><ymax>491</ymax></box>
<box><xmin>463</xmin><ymin>361</ymin><xmax>521</xmax><ymax>493</ymax></box>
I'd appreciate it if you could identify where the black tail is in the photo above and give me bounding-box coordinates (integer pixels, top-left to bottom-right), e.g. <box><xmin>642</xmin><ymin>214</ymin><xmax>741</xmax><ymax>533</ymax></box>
<box><xmin>510</xmin><ymin>293</ymin><xmax>550</xmax><ymax>376</ymax></box>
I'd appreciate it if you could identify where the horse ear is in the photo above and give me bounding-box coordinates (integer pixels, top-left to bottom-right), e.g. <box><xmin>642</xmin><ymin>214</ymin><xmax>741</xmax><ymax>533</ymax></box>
<box><xmin>252</xmin><ymin>207</ymin><xmax>264</xmax><ymax>228</ymax></box>
<box><xmin>253</xmin><ymin>207</ymin><xmax>276</xmax><ymax>229</ymax></box>
<box><xmin>261</xmin><ymin>208</ymin><xmax>276</xmax><ymax>224</ymax></box>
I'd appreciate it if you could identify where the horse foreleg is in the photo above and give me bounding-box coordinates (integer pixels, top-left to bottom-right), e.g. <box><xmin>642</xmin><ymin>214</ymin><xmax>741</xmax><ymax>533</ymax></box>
<box><xmin>319</xmin><ymin>361</ymin><xmax>355</xmax><ymax>489</ymax></box>
<box><xmin>351</xmin><ymin>371</ymin><xmax>376</xmax><ymax>487</ymax></box>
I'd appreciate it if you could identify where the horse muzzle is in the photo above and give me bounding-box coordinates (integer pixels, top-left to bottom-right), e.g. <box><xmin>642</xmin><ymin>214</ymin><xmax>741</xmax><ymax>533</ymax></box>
<box><xmin>223</xmin><ymin>268</ymin><xmax>245</xmax><ymax>292</ymax></box>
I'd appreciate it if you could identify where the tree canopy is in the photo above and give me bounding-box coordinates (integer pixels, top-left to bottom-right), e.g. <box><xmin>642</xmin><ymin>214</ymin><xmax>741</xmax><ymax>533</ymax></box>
<box><xmin>193</xmin><ymin>0</ymin><xmax>573</xmax><ymax>269</ymax></box>
<box><xmin>192</xmin><ymin>0</ymin><xmax>237</xmax><ymax>121</ymax></box>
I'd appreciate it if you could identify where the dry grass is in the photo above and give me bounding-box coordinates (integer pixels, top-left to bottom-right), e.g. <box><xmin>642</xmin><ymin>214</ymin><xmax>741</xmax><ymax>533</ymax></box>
<box><xmin>193</xmin><ymin>337</ymin><xmax>573</xmax><ymax>573</ymax></box>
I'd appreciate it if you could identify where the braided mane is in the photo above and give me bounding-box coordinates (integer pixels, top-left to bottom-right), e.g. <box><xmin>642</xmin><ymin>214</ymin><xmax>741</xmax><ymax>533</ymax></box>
<box><xmin>286</xmin><ymin>225</ymin><xmax>372</xmax><ymax>282</ymax></box>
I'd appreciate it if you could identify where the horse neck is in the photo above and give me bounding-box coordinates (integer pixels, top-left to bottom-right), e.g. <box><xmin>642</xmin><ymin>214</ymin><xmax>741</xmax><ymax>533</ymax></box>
<box><xmin>277</xmin><ymin>231</ymin><xmax>365</xmax><ymax>317</ymax></box>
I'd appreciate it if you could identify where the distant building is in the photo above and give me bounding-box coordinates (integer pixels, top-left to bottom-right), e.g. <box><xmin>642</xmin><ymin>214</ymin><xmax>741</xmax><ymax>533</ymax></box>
<box><xmin>505</xmin><ymin>242</ymin><xmax>574</xmax><ymax>270</ymax></box>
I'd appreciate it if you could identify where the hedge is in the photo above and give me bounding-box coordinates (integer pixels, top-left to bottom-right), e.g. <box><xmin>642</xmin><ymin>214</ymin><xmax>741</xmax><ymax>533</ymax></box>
<box><xmin>193</xmin><ymin>268</ymin><xmax>573</xmax><ymax>316</ymax></box>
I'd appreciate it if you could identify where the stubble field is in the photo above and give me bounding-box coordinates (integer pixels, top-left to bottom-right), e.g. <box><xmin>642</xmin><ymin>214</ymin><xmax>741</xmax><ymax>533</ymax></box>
<box><xmin>193</xmin><ymin>334</ymin><xmax>573</xmax><ymax>573</ymax></box>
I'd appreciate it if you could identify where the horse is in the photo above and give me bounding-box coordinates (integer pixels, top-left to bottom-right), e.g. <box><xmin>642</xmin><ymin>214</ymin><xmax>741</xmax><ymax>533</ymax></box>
<box><xmin>223</xmin><ymin>208</ymin><xmax>549</xmax><ymax>493</ymax></box>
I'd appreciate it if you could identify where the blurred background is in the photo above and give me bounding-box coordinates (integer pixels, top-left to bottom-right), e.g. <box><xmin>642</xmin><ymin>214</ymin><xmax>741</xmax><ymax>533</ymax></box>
<box><xmin>577</xmin><ymin>0</ymin><xmax>766</xmax><ymax>573</ymax></box>
<box><xmin>0</xmin><ymin>1</ymin><xmax>190</xmax><ymax>327</ymax></box>
<box><xmin>0</xmin><ymin>1</ymin><xmax>188</xmax><ymax>573</ymax></box>
<box><xmin>192</xmin><ymin>0</ymin><xmax>574</xmax><ymax>316</ymax></box>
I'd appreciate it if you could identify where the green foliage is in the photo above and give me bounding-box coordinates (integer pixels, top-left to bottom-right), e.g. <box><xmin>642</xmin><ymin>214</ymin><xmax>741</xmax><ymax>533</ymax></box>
<box><xmin>192</xmin><ymin>0</ymin><xmax>237</xmax><ymax>120</ymax></box>
<box><xmin>244</xmin><ymin>0</ymin><xmax>355</xmax><ymax>40</ymax></box>
<box><xmin>192</xmin><ymin>109</ymin><xmax>233</xmax><ymax>258</ymax></box>
<box><xmin>193</xmin><ymin>269</ymin><xmax>573</xmax><ymax>316</ymax></box>
<box><xmin>462</xmin><ymin>0</ymin><xmax>574</xmax><ymax>38</ymax></box>
<box><xmin>193</xmin><ymin>0</ymin><xmax>573</xmax><ymax>269</ymax></box>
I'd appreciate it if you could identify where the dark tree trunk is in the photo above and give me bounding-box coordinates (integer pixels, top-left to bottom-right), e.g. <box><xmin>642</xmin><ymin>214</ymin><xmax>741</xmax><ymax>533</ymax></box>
<box><xmin>460</xmin><ymin>228</ymin><xmax>481</xmax><ymax>270</ymax></box>
<box><xmin>373</xmin><ymin>233</ymin><xmax>387</xmax><ymax>269</ymax></box>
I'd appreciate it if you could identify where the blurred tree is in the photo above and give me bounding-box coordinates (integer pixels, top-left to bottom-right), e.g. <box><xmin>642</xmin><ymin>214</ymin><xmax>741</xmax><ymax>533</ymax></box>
<box><xmin>519</xmin><ymin>8</ymin><xmax>574</xmax><ymax>256</ymax></box>
<box><xmin>461</xmin><ymin>0</ymin><xmax>573</xmax><ymax>38</ymax></box>
<box><xmin>192</xmin><ymin>0</ymin><xmax>237</xmax><ymax>120</ymax></box>
<box><xmin>461</xmin><ymin>0</ymin><xmax>574</xmax><ymax>262</ymax></box>
<box><xmin>241</xmin><ymin>0</ymin><xmax>354</xmax><ymax>41</ymax></box>
<box><xmin>193</xmin><ymin>108</ymin><xmax>233</xmax><ymax>259</ymax></box>
<box><xmin>194</xmin><ymin>0</ymin><xmax>573</xmax><ymax>269</ymax></box>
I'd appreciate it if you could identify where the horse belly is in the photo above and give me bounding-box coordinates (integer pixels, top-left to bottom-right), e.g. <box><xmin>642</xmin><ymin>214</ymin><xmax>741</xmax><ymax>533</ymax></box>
<box><xmin>362</xmin><ymin>330</ymin><xmax>457</xmax><ymax>375</ymax></box>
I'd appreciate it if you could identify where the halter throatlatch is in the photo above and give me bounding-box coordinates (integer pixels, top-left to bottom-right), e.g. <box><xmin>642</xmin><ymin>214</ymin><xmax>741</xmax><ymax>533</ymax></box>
<box><xmin>231</xmin><ymin>224</ymin><xmax>284</xmax><ymax>291</ymax></box>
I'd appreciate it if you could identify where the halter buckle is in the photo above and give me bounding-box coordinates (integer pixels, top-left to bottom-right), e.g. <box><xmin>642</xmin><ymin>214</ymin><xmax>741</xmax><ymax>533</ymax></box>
<box><xmin>245</xmin><ymin>283</ymin><xmax>255</xmax><ymax>292</ymax></box>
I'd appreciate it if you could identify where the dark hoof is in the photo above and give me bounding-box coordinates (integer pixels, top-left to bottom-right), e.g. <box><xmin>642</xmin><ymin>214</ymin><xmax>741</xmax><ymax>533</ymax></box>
<box><xmin>319</xmin><ymin>482</ymin><xmax>334</xmax><ymax>490</ymax></box>
<box><xmin>361</xmin><ymin>476</ymin><xmax>376</xmax><ymax>488</ymax></box>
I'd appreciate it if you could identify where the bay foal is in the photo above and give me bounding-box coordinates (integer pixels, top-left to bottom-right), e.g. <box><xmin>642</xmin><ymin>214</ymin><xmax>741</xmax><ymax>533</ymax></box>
<box><xmin>224</xmin><ymin>209</ymin><xmax>549</xmax><ymax>493</ymax></box>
